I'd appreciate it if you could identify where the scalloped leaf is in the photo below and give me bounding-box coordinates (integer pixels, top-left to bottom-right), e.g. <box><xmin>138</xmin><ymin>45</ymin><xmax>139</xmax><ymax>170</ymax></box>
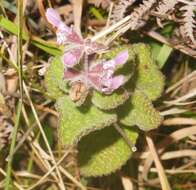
<box><xmin>133</xmin><ymin>44</ymin><xmax>165</xmax><ymax>100</ymax></box>
<box><xmin>56</xmin><ymin>96</ymin><xmax>117</xmax><ymax>146</ymax></box>
<box><xmin>78</xmin><ymin>125</ymin><xmax>138</xmax><ymax>177</ymax></box>
<box><xmin>45</xmin><ymin>57</ymin><xmax>68</xmax><ymax>99</ymax></box>
<box><xmin>92</xmin><ymin>88</ymin><xmax>130</xmax><ymax>110</ymax></box>
<box><xmin>119</xmin><ymin>90</ymin><xmax>162</xmax><ymax>131</ymax></box>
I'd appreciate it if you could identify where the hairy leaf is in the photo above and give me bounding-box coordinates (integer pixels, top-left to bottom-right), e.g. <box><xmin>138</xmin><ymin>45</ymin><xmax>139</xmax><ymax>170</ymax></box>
<box><xmin>45</xmin><ymin>57</ymin><xmax>68</xmax><ymax>99</ymax></box>
<box><xmin>119</xmin><ymin>90</ymin><xmax>162</xmax><ymax>131</ymax></box>
<box><xmin>78</xmin><ymin>125</ymin><xmax>138</xmax><ymax>177</ymax></box>
<box><xmin>133</xmin><ymin>44</ymin><xmax>165</xmax><ymax>100</ymax></box>
<box><xmin>56</xmin><ymin>96</ymin><xmax>117</xmax><ymax>146</ymax></box>
<box><xmin>92</xmin><ymin>88</ymin><xmax>130</xmax><ymax>110</ymax></box>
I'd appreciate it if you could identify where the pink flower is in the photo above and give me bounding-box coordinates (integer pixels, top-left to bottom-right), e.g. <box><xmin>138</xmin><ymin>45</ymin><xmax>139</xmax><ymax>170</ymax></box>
<box><xmin>46</xmin><ymin>8</ymin><xmax>106</xmax><ymax>68</ymax></box>
<box><xmin>64</xmin><ymin>50</ymin><xmax>129</xmax><ymax>94</ymax></box>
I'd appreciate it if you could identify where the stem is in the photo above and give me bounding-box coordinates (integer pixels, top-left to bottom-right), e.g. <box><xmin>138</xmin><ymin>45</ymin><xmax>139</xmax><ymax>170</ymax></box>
<box><xmin>18</xmin><ymin>1</ymin><xmax>23</xmax><ymax>100</ymax></box>
<box><xmin>114</xmin><ymin>124</ymin><xmax>137</xmax><ymax>152</ymax></box>
<box><xmin>5</xmin><ymin>101</ymin><xmax>22</xmax><ymax>190</ymax></box>
<box><xmin>5</xmin><ymin>0</ymin><xmax>23</xmax><ymax>189</ymax></box>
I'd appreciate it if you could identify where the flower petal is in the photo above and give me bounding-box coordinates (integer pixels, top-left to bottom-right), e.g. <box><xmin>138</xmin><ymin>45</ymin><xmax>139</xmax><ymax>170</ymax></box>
<box><xmin>102</xmin><ymin>75</ymin><xmax>124</xmax><ymax>94</ymax></box>
<box><xmin>114</xmin><ymin>50</ymin><xmax>129</xmax><ymax>65</ymax></box>
<box><xmin>62</xmin><ymin>48</ymin><xmax>83</xmax><ymax>67</ymax></box>
<box><xmin>89</xmin><ymin>62</ymin><xmax>103</xmax><ymax>73</ymax></box>
<box><xmin>110</xmin><ymin>75</ymin><xmax>124</xmax><ymax>90</ymax></box>
<box><xmin>64</xmin><ymin>68</ymin><xmax>81</xmax><ymax>81</ymax></box>
<box><xmin>88</xmin><ymin>74</ymin><xmax>102</xmax><ymax>91</ymax></box>
<box><xmin>66</xmin><ymin>32</ymin><xmax>83</xmax><ymax>44</ymax></box>
<box><xmin>46</xmin><ymin>8</ymin><xmax>62</xmax><ymax>27</ymax></box>
<box><xmin>56</xmin><ymin>29</ymin><xmax>67</xmax><ymax>45</ymax></box>
<box><xmin>46</xmin><ymin>8</ymin><xmax>73</xmax><ymax>44</ymax></box>
<box><xmin>62</xmin><ymin>52</ymin><xmax>77</xmax><ymax>67</ymax></box>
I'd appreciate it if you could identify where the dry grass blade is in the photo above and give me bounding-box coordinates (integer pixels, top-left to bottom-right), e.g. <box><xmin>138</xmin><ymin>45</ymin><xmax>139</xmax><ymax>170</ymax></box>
<box><xmin>59</xmin><ymin>166</ymin><xmax>87</xmax><ymax>190</ymax></box>
<box><xmin>137</xmin><ymin>149</ymin><xmax>196</xmax><ymax>160</ymax></box>
<box><xmin>0</xmin><ymin>168</ymin><xmax>25</xmax><ymax>190</ymax></box>
<box><xmin>28</xmin><ymin>151</ymin><xmax>70</xmax><ymax>190</ymax></box>
<box><xmin>161</xmin><ymin>150</ymin><xmax>196</xmax><ymax>160</ymax></box>
<box><xmin>164</xmin><ymin>88</ymin><xmax>196</xmax><ymax>105</ymax></box>
<box><xmin>72</xmin><ymin>0</ymin><xmax>83</xmax><ymax>36</ymax></box>
<box><xmin>147</xmin><ymin>167</ymin><xmax>196</xmax><ymax>175</ymax></box>
<box><xmin>121</xmin><ymin>175</ymin><xmax>134</xmax><ymax>190</ymax></box>
<box><xmin>142</xmin><ymin>126</ymin><xmax>196</xmax><ymax>181</ymax></box>
<box><xmin>160</xmin><ymin>108</ymin><xmax>188</xmax><ymax>116</ymax></box>
<box><xmin>146</xmin><ymin>135</ymin><xmax>172</xmax><ymax>190</ymax></box>
<box><xmin>166</xmin><ymin>71</ymin><xmax>196</xmax><ymax>93</ymax></box>
<box><xmin>163</xmin><ymin>117</ymin><xmax>196</xmax><ymax>126</ymax></box>
<box><xmin>23</xmin><ymin>82</ymin><xmax>66</xmax><ymax>190</ymax></box>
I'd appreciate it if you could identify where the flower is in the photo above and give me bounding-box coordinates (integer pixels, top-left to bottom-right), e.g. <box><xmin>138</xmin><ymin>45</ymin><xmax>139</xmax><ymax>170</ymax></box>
<box><xmin>64</xmin><ymin>50</ymin><xmax>129</xmax><ymax>94</ymax></box>
<box><xmin>46</xmin><ymin>8</ymin><xmax>106</xmax><ymax>68</ymax></box>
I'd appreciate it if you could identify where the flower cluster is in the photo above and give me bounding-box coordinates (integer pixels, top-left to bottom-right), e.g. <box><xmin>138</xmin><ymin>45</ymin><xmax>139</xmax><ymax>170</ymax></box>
<box><xmin>46</xmin><ymin>8</ymin><xmax>129</xmax><ymax>94</ymax></box>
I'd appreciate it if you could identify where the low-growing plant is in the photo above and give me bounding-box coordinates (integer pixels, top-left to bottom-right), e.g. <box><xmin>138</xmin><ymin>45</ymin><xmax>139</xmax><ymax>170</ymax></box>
<box><xmin>45</xmin><ymin>8</ymin><xmax>164</xmax><ymax>177</ymax></box>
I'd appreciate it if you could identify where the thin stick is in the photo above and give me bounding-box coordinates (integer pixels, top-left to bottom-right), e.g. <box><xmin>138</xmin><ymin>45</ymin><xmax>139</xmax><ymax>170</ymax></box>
<box><xmin>91</xmin><ymin>15</ymin><xmax>131</xmax><ymax>41</ymax></box>
<box><xmin>106</xmin><ymin>2</ymin><xmax>114</xmax><ymax>28</ymax></box>
<box><xmin>114</xmin><ymin>124</ymin><xmax>137</xmax><ymax>152</ymax></box>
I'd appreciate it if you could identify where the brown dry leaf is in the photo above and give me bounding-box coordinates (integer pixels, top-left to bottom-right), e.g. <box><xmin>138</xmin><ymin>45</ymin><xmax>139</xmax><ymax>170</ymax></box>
<box><xmin>0</xmin><ymin>73</ymin><xmax>6</xmax><ymax>93</ymax></box>
<box><xmin>5</xmin><ymin>68</ymin><xmax>18</xmax><ymax>94</ymax></box>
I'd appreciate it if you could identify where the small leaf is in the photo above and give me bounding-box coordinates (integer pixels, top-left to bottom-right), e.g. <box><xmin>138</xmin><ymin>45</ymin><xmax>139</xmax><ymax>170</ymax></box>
<box><xmin>78</xmin><ymin>125</ymin><xmax>138</xmax><ymax>177</ymax></box>
<box><xmin>156</xmin><ymin>44</ymin><xmax>173</xmax><ymax>68</ymax></box>
<box><xmin>45</xmin><ymin>57</ymin><xmax>68</xmax><ymax>99</ymax></box>
<box><xmin>56</xmin><ymin>96</ymin><xmax>117</xmax><ymax>146</ymax></box>
<box><xmin>133</xmin><ymin>44</ymin><xmax>165</xmax><ymax>101</ymax></box>
<box><xmin>92</xmin><ymin>88</ymin><xmax>130</xmax><ymax>110</ymax></box>
<box><xmin>119</xmin><ymin>90</ymin><xmax>163</xmax><ymax>131</ymax></box>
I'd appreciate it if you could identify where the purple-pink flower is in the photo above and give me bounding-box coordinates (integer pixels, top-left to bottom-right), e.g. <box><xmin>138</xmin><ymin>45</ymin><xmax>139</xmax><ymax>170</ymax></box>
<box><xmin>63</xmin><ymin>50</ymin><xmax>129</xmax><ymax>94</ymax></box>
<box><xmin>46</xmin><ymin>8</ymin><xmax>106</xmax><ymax>68</ymax></box>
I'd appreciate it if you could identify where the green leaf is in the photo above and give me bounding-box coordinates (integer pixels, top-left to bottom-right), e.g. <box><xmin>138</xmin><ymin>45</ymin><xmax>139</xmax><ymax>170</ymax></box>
<box><xmin>78</xmin><ymin>125</ymin><xmax>138</xmax><ymax>177</ymax></box>
<box><xmin>156</xmin><ymin>44</ymin><xmax>173</xmax><ymax>68</ymax></box>
<box><xmin>133</xmin><ymin>44</ymin><xmax>165</xmax><ymax>101</ymax></box>
<box><xmin>119</xmin><ymin>90</ymin><xmax>163</xmax><ymax>131</ymax></box>
<box><xmin>56</xmin><ymin>96</ymin><xmax>117</xmax><ymax>146</ymax></box>
<box><xmin>89</xmin><ymin>7</ymin><xmax>104</xmax><ymax>20</ymax></box>
<box><xmin>92</xmin><ymin>88</ymin><xmax>130</xmax><ymax>110</ymax></box>
<box><xmin>0</xmin><ymin>15</ymin><xmax>61</xmax><ymax>56</ymax></box>
<box><xmin>45</xmin><ymin>57</ymin><xmax>67</xmax><ymax>99</ymax></box>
